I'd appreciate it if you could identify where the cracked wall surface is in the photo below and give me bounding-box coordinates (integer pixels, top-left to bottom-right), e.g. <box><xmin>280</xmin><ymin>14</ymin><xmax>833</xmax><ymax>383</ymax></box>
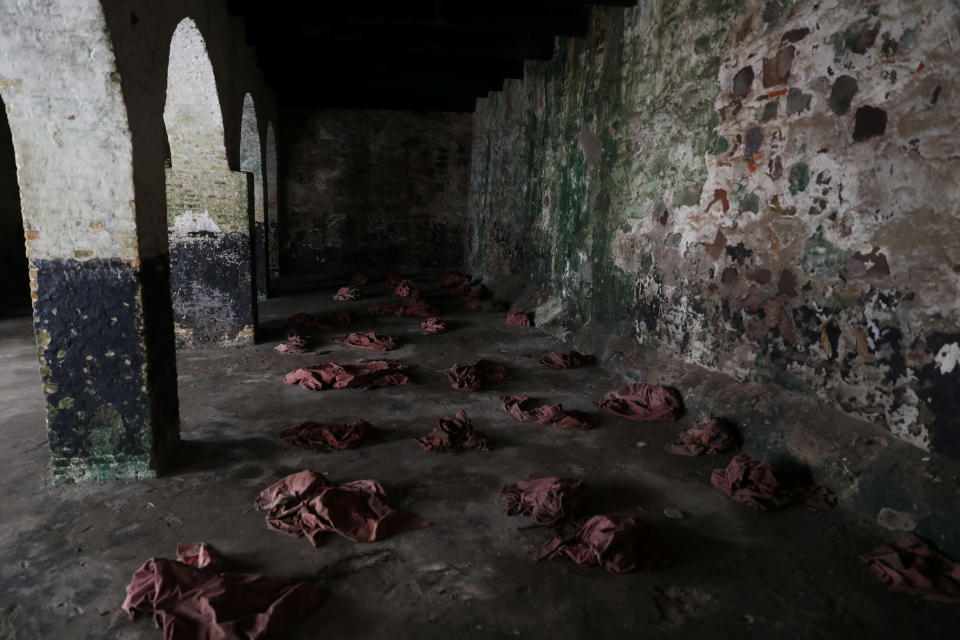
<box><xmin>468</xmin><ymin>0</ymin><xmax>960</xmax><ymax>455</ymax></box>
<box><xmin>281</xmin><ymin>109</ymin><xmax>471</xmax><ymax>279</ymax></box>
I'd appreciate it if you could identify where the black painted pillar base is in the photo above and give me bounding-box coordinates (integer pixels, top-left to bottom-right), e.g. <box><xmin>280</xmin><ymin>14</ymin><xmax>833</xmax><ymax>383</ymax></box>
<box><xmin>32</xmin><ymin>258</ymin><xmax>180</xmax><ymax>483</ymax></box>
<box><xmin>169</xmin><ymin>231</ymin><xmax>257</xmax><ymax>348</ymax></box>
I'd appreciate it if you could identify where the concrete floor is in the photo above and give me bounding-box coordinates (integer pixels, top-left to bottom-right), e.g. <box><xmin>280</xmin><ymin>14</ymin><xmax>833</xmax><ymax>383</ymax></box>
<box><xmin>1</xmin><ymin>276</ymin><xmax>959</xmax><ymax>639</ymax></box>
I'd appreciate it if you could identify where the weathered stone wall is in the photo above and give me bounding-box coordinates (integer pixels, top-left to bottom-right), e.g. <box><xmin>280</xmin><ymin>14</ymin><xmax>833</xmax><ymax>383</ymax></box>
<box><xmin>469</xmin><ymin>0</ymin><xmax>960</xmax><ymax>455</ymax></box>
<box><xmin>281</xmin><ymin>109</ymin><xmax>471</xmax><ymax>279</ymax></box>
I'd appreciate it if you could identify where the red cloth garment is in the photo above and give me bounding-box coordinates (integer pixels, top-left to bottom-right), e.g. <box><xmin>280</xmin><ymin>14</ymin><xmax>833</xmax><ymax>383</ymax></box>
<box><xmin>283</xmin><ymin>312</ymin><xmax>332</xmax><ymax>332</ymax></box>
<box><xmin>500</xmin><ymin>395</ymin><xmax>595</xmax><ymax>430</ymax></box>
<box><xmin>350</xmin><ymin>273</ymin><xmax>369</xmax><ymax>287</ymax></box>
<box><xmin>367</xmin><ymin>299</ymin><xmax>439</xmax><ymax>318</ymax></box>
<box><xmin>859</xmin><ymin>534</ymin><xmax>960</xmax><ymax>604</ymax></box>
<box><xmin>595</xmin><ymin>383</ymin><xmax>681</xmax><ymax>422</ymax></box>
<box><xmin>501</xmin><ymin>477</ymin><xmax>584</xmax><ymax>526</ymax></box>
<box><xmin>417</xmin><ymin>410</ymin><xmax>493</xmax><ymax>453</ymax></box>
<box><xmin>392</xmin><ymin>279</ymin><xmax>419</xmax><ymax>298</ymax></box>
<box><xmin>275</xmin><ymin>330</ymin><xmax>308</xmax><ymax>354</ymax></box>
<box><xmin>535</xmin><ymin>515</ymin><xmax>668</xmax><ymax>574</ymax></box>
<box><xmin>284</xmin><ymin>360</ymin><xmax>410</xmax><ymax>391</ymax></box>
<box><xmin>332</xmin><ymin>331</ymin><xmax>398</xmax><ymax>351</ymax></box>
<box><xmin>175</xmin><ymin>542</ymin><xmax>222</xmax><ymax>571</ymax></box>
<box><xmin>539</xmin><ymin>351</ymin><xmax>594</xmax><ymax>369</ymax></box>
<box><xmin>664</xmin><ymin>415</ymin><xmax>737</xmax><ymax>456</ymax></box>
<box><xmin>333</xmin><ymin>286</ymin><xmax>360</xmax><ymax>301</ymax></box>
<box><xmin>443</xmin><ymin>359</ymin><xmax>510</xmax><ymax>391</ymax></box>
<box><xmin>279</xmin><ymin>421</ymin><xmax>374</xmax><ymax>452</ymax></box>
<box><xmin>441</xmin><ymin>272</ymin><xmax>472</xmax><ymax>294</ymax></box>
<box><xmin>122</xmin><ymin>548</ymin><xmax>320</xmax><ymax>640</ymax></box>
<box><xmin>420</xmin><ymin>317</ymin><xmax>447</xmax><ymax>335</ymax></box>
<box><xmin>506</xmin><ymin>310</ymin><xmax>533</xmax><ymax>326</ymax></box>
<box><xmin>255</xmin><ymin>470</ymin><xmax>427</xmax><ymax>545</ymax></box>
<box><xmin>326</xmin><ymin>311</ymin><xmax>352</xmax><ymax>325</ymax></box>
<box><xmin>710</xmin><ymin>454</ymin><xmax>836</xmax><ymax>511</ymax></box>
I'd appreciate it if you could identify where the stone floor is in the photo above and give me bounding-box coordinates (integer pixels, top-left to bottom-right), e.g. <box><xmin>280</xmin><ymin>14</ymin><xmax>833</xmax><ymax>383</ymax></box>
<box><xmin>1</xmin><ymin>276</ymin><xmax>959</xmax><ymax>639</ymax></box>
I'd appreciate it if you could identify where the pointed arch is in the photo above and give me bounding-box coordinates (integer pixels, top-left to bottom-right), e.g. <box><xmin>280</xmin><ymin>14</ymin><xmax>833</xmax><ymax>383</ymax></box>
<box><xmin>239</xmin><ymin>93</ymin><xmax>266</xmax><ymax>298</ymax></box>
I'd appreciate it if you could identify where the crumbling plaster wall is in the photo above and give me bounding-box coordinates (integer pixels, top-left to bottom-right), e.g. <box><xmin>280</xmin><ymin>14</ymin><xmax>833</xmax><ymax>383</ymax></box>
<box><xmin>280</xmin><ymin>109</ymin><xmax>471</xmax><ymax>280</ymax></box>
<box><xmin>468</xmin><ymin>0</ymin><xmax>960</xmax><ymax>455</ymax></box>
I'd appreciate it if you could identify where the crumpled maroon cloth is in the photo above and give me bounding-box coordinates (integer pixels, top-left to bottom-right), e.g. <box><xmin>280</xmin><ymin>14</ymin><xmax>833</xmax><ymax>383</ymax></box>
<box><xmin>710</xmin><ymin>454</ymin><xmax>836</xmax><ymax>511</ymax></box>
<box><xmin>175</xmin><ymin>542</ymin><xmax>222</xmax><ymax>571</ymax></box>
<box><xmin>443</xmin><ymin>359</ymin><xmax>510</xmax><ymax>391</ymax></box>
<box><xmin>279</xmin><ymin>421</ymin><xmax>375</xmax><ymax>452</ymax></box>
<box><xmin>393</xmin><ymin>279</ymin><xmax>419</xmax><ymax>298</ymax></box>
<box><xmin>367</xmin><ymin>299</ymin><xmax>439</xmax><ymax>318</ymax></box>
<box><xmin>441</xmin><ymin>272</ymin><xmax>472</xmax><ymax>294</ymax></box>
<box><xmin>122</xmin><ymin>547</ymin><xmax>320</xmax><ymax>640</ymax></box>
<box><xmin>333</xmin><ymin>286</ymin><xmax>360</xmax><ymax>301</ymax></box>
<box><xmin>501</xmin><ymin>477</ymin><xmax>584</xmax><ymax>526</ymax></box>
<box><xmin>256</xmin><ymin>470</ymin><xmax>428</xmax><ymax>545</ymax></box>
<box><xmin>284</xmin><ymin>360</ymin><xmax>409</xmax><ymax>391</ymax></box>
<box><xmin>665</xmin><ymin>415</ymin><xmax>737</xmax><ymax>456</ymax></box>
<box><xmin>417</xmin><ymin>410</ymin><xmax>493</xmax><ymax>453</ymax></box>
<box><xmin>859</xmin><ymin>534</ymin><xmax>960</xmax><ymax>603</ymax></box>
<box><xmin>535</xmin><ymin>515</ymin><xmax>668</xmax><ymax>574</ymax></box>
<box><xmin>595</xmin><ymin>383</ymin><xmax>681</xmax><ymax>422</ymax></box>
<box><xmin>350</xmin><ymin>273</ymin><xmax>369</xmax><ymax>287</ymax></box>
<box><xmin>283</xmin><ymin>311</ymin><xmax>352</xmax><ymax>331</ymax></box>
<box><xmin>539</xmin><ymin>351</ymin><xmax>594</xmax><ymax>369</ymax></box>
<box><xmin>506</xmin><ymin>311</ymin><xmax>533</xmax><ymax>326</ymax></box>
<box><xmin>386</xmin><ymin>272</ymin><xmax>404</xmax><ymax>286</ymax></box>
<box><xmin>420</xmin><ymin>317</ymin><xmax>447</xmax><ymax>335</ymax></box>
<box><xmin>275</xmin><ymin>331</ymin><xmax>308</xmax><ymax>354</ymax></box>
<box><xmin>332</xmin><ymin>331</ymin><xmax>398</xmax><ymax>351</ymax></box>
<box><xmin>501</xmin><ymin>394</ymin><xmax>595</xmax><ymax>430</ymax></box>
<box><xmin>327</xmin><ymin>311</ymin><xmax>352</xmax><ymax>325</ymax></box>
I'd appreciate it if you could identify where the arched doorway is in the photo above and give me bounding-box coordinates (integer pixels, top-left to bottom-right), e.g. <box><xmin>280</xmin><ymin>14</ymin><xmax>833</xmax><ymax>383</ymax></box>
<box><xmin>240</xmin><ymin>93</ymin><xmax>267</xmax><ymax>300</ymax></box>
<box><xmin>0</xmin><ymin>96</ymin><xmax>29</xmax><ymax>318</ymax></box>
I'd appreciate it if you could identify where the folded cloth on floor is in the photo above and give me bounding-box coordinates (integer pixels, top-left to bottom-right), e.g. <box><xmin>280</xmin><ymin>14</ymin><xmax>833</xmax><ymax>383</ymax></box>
<box><xmin>595</xmin><ymin>383</ymin><xmax>681</xmax><ymax>422</ymax></box>
<box><xmin>417</xmin><ymin>410</ymin><xmax>493</xmax><ymax>453</ymax></box>
<box><xmin>327</xmin><ymin>311</ymin><xmax>352</xmax><ymax>325</ymax></box>
<box><xmin>367</xmin><ymin>299</ymin><xmax>439</xmax><ymax>318</ymax></box>
<box><xmin>710</xmin><ymin>454</ymin><xmax>836</xmax><ymax>511</ymax></box>
<box><xmin>501</xmin><ymin>477</ymin><xmax>584</xmax><ymax>526</ymax></box>
<box><xmin>664</xmin><ymin>415</ymin><xmax>737</xmax><ymax>456</ymax></box>
<box><xmin>280</xmin><ymin>421</ymin><xmax>375</xmax><ymax>452</ymax></box>
<box><xmin>333</xmin><ymin>286</ymin><xmax>360</xmax><ymax>301</ymax></box>
<box><xmin>332</xmin><ymin>331</ymin><xmax>398</xmax><ymax>351</ymax></box>
<box><xmin>420</xmin><ymin>317</ymin><xmax>447</xmax><ymax>335</ymax></box>
<box><xmin>275</xmin><ymin>330</ymin><xmax>309</xmax><ymax>354</ymax></box>
<box><xmin>284</xmin><ymin>360</ymin><xmax>409</xmax><ymax>391</ymax></box>
<box><xmin>535</xmin><ymin>515</ymin><xmax>668</xmax><ymax>574</ymax></box>
<box><xmin>175</xmin><ymin>542</ymin><xmax>222</xmax><ymax>571</ymax></box>
<box><xmin>441</xmin><ymin>272</ymin><xmax>472</xmax><ymax>294</ymax></box>
<box><xmin>393</xmin><ymin>279</ymin><xmax>419</xmax><ymax>298</ymax></box>
<box><xmin>506</xmin><ymin>310</ymin><xmax>533</xmax><ymax>326</ymax></box>
<box><xmin>255</xmin><ymin>470</ymin><xmax>428</xmax><ymax>545</ymax></box>
<box><xmin>350</xmin><ymin>273</ymin><xmax>369</xmax><ymax>287</ymax></box>
<box><xmin>500</xmin><ymin>394</ymin><xmax>595</xmax><ymax>430</ymax></box>
<box><xmin>538</xmin><ymin>351</ymin><xmax>594</xmax><ymax>369</ymax></box>
<box><xmin>443</xmin><ymin>359</ymin><xmax>510</xmax><ymax>391</ymax></box>
<box><xmin>859</xmin><ymin>534</ymin><xmax>960</xmax><ymax>604</ymax></box>
<box><xmin>122</xmin><ymin>544</ymin><xmax>320</xmax><ymax>640</ymax></box>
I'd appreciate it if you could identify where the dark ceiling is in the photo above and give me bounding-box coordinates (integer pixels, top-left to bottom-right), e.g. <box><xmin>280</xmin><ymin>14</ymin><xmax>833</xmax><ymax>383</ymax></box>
<box><xmin>226</xmin><ymin>0</ymin><xmax>636</xmax><ymax>112</ymax></box>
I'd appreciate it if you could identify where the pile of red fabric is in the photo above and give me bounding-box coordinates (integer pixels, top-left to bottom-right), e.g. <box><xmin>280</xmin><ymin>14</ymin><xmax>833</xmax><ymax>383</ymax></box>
<box><xmin>284</xmin><ymin>360</ymin><xmax>409</xmax><ymax>391</ymax></box>
<box><xmin>506</xmin><ymin>310</ymin><xmax>533</xmax><ymax>326</ymax></box>
<box><xmin>279</xmin><ymin>421</ymin><xmax>375</xmax><ymax>452</ymax></box>
<box><xmin>386</xmin><ymin>272</ymin><xmax>404</xmax><ymax>286</ymax></box>
<box><xmin>350</xmin><ymin>273</ymin><xmax>369</xmax><ymax>287</ymax></box>
<box><xmin>595</xmin><ymin>383</ymin><xmax>681</xmax><ymax>422</ymax></box>
<box><xmin>440</xmin><ymin>272</ymin><xmax>472</xmax><ymax>294</ymax></box>
<box><xmin>255</xmin><ymin>470</ymin><xmax>428</xmax><ymax>545</ymax></box>
<box><xmin>538</xmin><ymin>351</ymin><xmax>594</xmax><ymax>369</ymax></box>
<box><xmin>500</xmin><ymin>477</ymin><xmax>584</xmax><ymax>526</ymax></box>
<box><xmin>420</xmin><ymin>317</ymin><xmax>447</xmax><ymax>335</ymax></box>
<box><xmin>710</xmin><ymin>454</ymin><xmax>836</xmax><ymax>511</ymax></box>
<box><xmin>367</xmin><ymin>299</ymin><xmax>439</xmax><ymax>318</ymax></box>
<box><xmin>859</xmin><ymin>534</ymin><xmax>960</xmax><ymax>603</ymax></box>
<box><xmin>333</xmin><ymin>286</ymin><xmax>360</xmax><ymax>301</ymax></box>
<box><xmin>122</xmin><ymin>543</ymin><xmax>320</xmax><ymax>640</ymax></box>
<box><xmin>392</xmin><ymin>279</ymin><xmax>419</xmax><ymax>298</ymax></box>
<box><xmin>417</xmin><ymin>410</ymin><xmax>493</xmax><ymax>453</ymax></box>
<box><xmin>664</xmin><ymin>415</ymin><xmax>737</xmax><ymax>456</ymax></box>
<box><xmin>500</xmin><ymin>394</ymin><xmax>595</xmax><ymax>430</ymax></box>
<box><xmin>332</xmin><ymin>331</ymin><xmax>399</xmax><ymax>351</ymax></box>
<box><xmin>275</xmin><ymin>330</ymin><xmax>309</xmax><ymax>354</ymax></box>
<box><xmin>443</xmin><ymin>359</ymin><xmax>510</xmax><ymax>391</ymax></box>
<box><xmin>535</xmin><ymin>515</ymin><xmax>668</xmax><ymax>574</ymax></box>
